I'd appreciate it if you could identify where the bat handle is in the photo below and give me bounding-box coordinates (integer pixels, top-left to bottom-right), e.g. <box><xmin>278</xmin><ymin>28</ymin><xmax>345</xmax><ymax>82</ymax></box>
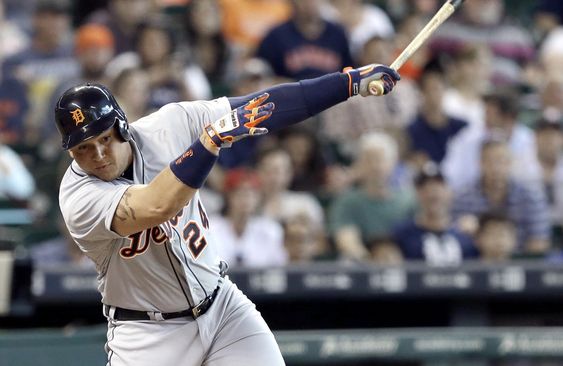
<box><xmin>368</xmin><ymin>79</ymin><xmax>386</xmax><ymax>96</ymax></box>
<box><xmin>368</xmin><ymin>58</ymin><xmax>401</xmax><ymax>96</ymax></box>
<box><xmin>368</xmin><ymin>62</ymin><xmax>400</xmax><ymax>96</ymax></box>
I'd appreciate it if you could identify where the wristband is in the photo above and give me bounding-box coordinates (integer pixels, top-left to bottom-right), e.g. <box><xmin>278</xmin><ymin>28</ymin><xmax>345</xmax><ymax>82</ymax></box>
<box><xmin>169</xmin><ymin>139</ymin><xmax>218</xmax><ymax>188</ymax></box>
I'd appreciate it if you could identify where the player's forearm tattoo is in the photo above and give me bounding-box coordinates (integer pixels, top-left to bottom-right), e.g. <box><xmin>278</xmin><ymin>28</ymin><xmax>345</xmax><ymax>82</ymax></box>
<box><xmin>116</xmin><ymin>191</ymin><xmax>137</xmax><ymax>221</ymax></box>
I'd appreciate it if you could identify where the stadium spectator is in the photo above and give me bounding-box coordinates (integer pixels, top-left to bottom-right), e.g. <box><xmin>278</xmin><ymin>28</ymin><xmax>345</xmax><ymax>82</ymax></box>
<box><xmin>330</xmin><ymin>0</ymin><xmax>394</xmax><ymax>60</ymax></box>
<box><xmin>534</xmin><ymin>118</ymin><xmax>563</xmax><ymax>244</ymax></box>
<box><xmin>0</xmin><ymin>75</ymin><xmax>29</xmax><ymax>146</ymax></box>
<box><xmin>368</xmin><ymin>236</ymin><xmax>403</xmax><ymax>265</ymax></box>
<box><xmin>256</xmin><ymin>146</ymin><xmax>325</xmax><ymax>232</ymax></box>
<box><xmin>70</xmin><ymin>23</ymin><xmax>115</xmax><ymax>85</ymax></box>
<box><xmin>431</xmin><ymin>0</ymin><xmax>535</xmax><ymax>85</ymax></box>
<box><xmin>183</xmin><ymin>0</ymin><xmax>228</xmax><ymax>87</ymax></box>
<box><xmin>406</xmin><ymin>59</ymin><xmax>468</xmax><ymax>167</ymax></box>
<box><xmin>319</xmin><ymin>35</ymin><xmax>419</xmax><ymax>165</ymax></box>
<box><xmin>533</xmin><ymin>0</ymin><xmax>563</xmax><ymax>44</ymax></box>
<box><xmin>2</xmin><ymin>0</ymin><xmax>78</xmax><ymax>146</ymax></box>
<box><xmin>393</xmin><ymin>163</ymin><xmax>478</xmax><ymax>266</ymax></box>
<box><xmin>212</xmin><ymin>168</ymin><xmax>288</xmax><ymax>268</ymax></box>
<box><xmin>87</xmin><ymin>0</ymin><xmax>154</xmax><ymax>55</ymax></box>
<box><xmin>442</xmin><ymin>44</ymin><xmax>491</xmax><ymax>131</ymax></box>
<box><xmin>442</xmin><ymin>88</ymin><xmax>542</xmax><ymax>192</ymax></box>
<box><xmin>278</xmin><ymin>126</ymin><xmax>327</xmax><ymax>193</ymax></box>
<box><xmin>0</xmin><ymin>141</ymin><xmax>35</xmax><ymax>233</ymax></box>
<box><xmin>474</xmin><ymin>211</ymin><xmax>517</xmax><ymax>262</ymax></box>
<box><xmin>256</xmin><ymin>0</ymin><xmax>353</xmax><ymax>80</ymax></box>
<box><xmin>1</xmin><ymin>0</ymin><xmax>77</xmax><ymax>82</ymax></box>
<box><xmin>451</xmin><ymin>139</ymin><xmax>551</xmax><ymax>254</ymax></box>
<box><xmin>391</xmin><ymin>13</ymin><xmax>432</xmax><ymax>81</ymax></box>
<box><xmin>283</xmin><ymin>212</ymin><xmax>330</xmax><ymax>263</ymax></box>
<box><xmin>0</xmin><ymin>0</ymin><xmax>29</xmax><ymax>60</ymax></box>
<box><xmin>106</xmin><ymin>16</ymin><xmax>211</xmax><ymax>108</ymax></box>
<box><xmin>220</xmin><ymin>0</ymin><xmax>292</xmax><ymax>56</ymax></box>
<box><xmin>329</xmin><ymin>132</ymin><xmax>415</xmax><ymax>261</ymax></box>
<box><xmin>0</xmin><ymin>143</ymin><xmax>35</xmax><ymax>202</ymax></box>
<box><xmin>112</xmin><ymin>67</ymin><xmax>150</xmax><ymax>124</ymax></box>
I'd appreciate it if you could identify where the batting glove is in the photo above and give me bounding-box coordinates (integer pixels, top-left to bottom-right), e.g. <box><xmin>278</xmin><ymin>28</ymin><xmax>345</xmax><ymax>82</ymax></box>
<box><xmin>205</xmin><ymin>93</ymin><xmax>274</xmax><ymax>148</ymax></box>
<box><xmin>343</xmin><ymin>64</ymin><xmax>401</xmax><ymax>97</ymax></box>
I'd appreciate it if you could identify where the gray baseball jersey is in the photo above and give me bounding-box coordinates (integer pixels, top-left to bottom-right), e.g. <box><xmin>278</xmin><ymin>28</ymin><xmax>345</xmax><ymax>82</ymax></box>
<box><xmin>59</xmin><ymin>98</ymin><xmax>285</xmax><ymax>366</ymax></box>
<box><xmin>59</xmin><ymin>98</ymin><xmax>230</xmax><ymax>311</ymax></box>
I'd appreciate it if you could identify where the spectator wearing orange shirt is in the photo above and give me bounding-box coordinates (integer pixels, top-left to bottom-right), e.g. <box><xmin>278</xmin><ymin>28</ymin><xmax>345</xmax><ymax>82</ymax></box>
<box><xmin>220</xmin><ymin>0</ymin><xmax>292</xmax><ymax>54</ymax></box>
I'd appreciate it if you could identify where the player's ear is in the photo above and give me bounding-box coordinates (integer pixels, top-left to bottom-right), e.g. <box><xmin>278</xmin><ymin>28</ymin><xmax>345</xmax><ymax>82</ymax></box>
<box><xmin>68</xmin><ymin>151</ymin><xmax>74</xmax><ymax>159</ymax></box>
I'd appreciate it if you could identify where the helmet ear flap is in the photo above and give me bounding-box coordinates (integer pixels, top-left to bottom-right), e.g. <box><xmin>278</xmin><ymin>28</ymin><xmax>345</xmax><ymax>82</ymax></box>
<box><xmin>116</xmin><ymin>118</ymin><xmax>131</xmax><ymax>142</ymax></box>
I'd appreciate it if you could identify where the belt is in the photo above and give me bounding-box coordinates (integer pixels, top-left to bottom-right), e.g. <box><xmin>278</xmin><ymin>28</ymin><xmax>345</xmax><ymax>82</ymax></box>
<box><xmin>104</xmin><ymin>261</ymin><xmax>228</xmax><ymax>321</ymax></box>
<box><xmin>104</xmin><ymin>286</ymin><xmax>220</xmax><ymax>321</ymax></box>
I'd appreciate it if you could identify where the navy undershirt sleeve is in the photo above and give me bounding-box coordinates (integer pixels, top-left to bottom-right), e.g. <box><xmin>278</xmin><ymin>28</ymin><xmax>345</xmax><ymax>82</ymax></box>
<box><xmin>228</xmin><ymin>72</ymin><xmax>350</xmax><ymax>132</ymax></box>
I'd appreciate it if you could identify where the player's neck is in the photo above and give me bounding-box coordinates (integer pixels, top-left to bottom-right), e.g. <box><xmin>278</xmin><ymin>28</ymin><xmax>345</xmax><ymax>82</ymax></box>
<box><xmin>121</xmin><ymin>162</ymin><xmax>134</xmax><ymax>180</ymax></box>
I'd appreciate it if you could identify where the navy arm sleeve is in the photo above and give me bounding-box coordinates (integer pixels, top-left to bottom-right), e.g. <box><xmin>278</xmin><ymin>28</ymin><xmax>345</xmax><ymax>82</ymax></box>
<box><xmin>228</xmin><ymin>72</ymin><xmax>351</xmax><ymax>132</ymax></box>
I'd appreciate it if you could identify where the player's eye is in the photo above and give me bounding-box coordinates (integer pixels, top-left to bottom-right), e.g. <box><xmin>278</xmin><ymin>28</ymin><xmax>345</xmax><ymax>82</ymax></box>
<box><xmin>102</xmin><ymin>135</ymin><xmax>112</xmax><ymax>144</ymax></box>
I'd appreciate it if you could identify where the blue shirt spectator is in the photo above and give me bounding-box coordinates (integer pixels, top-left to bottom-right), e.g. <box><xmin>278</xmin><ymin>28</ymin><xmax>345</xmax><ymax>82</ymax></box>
<box><xmin>256</xmin><ymin>1</ymin><xmax>353</xmax><ymax>80</ymax></box>
<box><xmin>0</xmin><ymin>77</ymin><xmax>29</xmax><ymax>145</ymax></box>
<box><xmin>2</xmin><ymin>45</ymin><xmax>78</xmax><ymax>83</ymax></box>
<box><xmin>2</xmin><ymin>1</ymin><xmax>78</xmax><ymax>82</ymax></box>
<box><xmin>393</xmin><ymin>220</ymin><xmax>478</xmax><ymax>266</ymax></box>
<box><xmin>407</xmin><ymin>114</ymin><xmax>467</xmax><ymax>164</ymax></box>
<box><xmin>406</xmin><ymin>58</ymin><xmax>468</xmax><ymax>165</ymax></box>
<box><xmin>393</xmin><ymin>163</ymin><xmax>478</xmax><ymax>266</ymax></box>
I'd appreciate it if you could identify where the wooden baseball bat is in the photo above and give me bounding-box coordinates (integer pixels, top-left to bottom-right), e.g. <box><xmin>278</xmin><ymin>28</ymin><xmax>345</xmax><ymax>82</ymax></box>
<box><xmin>369</xmin><ymin>0</ymin><xmax>465</xmax><ymax>96</ymax></box>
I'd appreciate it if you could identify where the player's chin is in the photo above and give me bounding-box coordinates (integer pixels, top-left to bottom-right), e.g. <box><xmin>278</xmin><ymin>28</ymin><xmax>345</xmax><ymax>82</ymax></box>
<box><xmin>93</xmin><ymin>167</ymin><xmax>121</xmax><ymax>182</ymax></box>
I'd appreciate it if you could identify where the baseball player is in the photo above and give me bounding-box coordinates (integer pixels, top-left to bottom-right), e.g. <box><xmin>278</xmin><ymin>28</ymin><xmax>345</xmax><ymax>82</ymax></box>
<box><xmin>55</xmin><ymin>64</ymin><xmax>399</xmax><ymax>366</ymax></box>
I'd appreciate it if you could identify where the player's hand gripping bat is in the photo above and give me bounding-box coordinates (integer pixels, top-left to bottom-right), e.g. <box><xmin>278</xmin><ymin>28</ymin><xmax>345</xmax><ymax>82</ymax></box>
<box><xmin>369</xmin><ymin>0</ymin><xmax>465</xmax><ymax>96</ymax></box>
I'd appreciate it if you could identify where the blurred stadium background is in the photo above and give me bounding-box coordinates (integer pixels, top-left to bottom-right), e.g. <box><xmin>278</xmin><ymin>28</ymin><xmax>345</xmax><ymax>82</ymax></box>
<box><xmin>1</xmin><ymin>0</ymin><xmax>563</xmax><ymax>365</ymax></box>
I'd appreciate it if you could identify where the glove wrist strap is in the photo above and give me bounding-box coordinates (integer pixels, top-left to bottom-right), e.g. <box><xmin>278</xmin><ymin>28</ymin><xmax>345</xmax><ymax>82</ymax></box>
<box><xmin>343</xmin><ymin>67</ymin><xmax>361</xmax><ymax>96</ymax></box>
<box><xmin>205</xmin><ymin>125</ymin><xmax>222</xmax><ymax>148</ymax></box>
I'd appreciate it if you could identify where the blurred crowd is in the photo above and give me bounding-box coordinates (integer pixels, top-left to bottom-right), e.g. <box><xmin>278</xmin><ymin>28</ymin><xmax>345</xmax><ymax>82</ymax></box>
<box><xmin>0</xmin><ymin>0</ymin><xmax>562</xmax><ymax>269</ymax></box>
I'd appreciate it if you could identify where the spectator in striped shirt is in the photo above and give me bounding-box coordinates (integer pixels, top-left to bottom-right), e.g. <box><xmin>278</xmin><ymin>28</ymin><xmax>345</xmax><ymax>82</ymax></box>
<box><xmin>451</xmin><ymin>139</ymin><xmax>551</xmax><ymax>254</ymax></box>
<box><xmin>442</xmin><ymin>88</ymin><xmax>542</xmax><ymax>192</ymax></box>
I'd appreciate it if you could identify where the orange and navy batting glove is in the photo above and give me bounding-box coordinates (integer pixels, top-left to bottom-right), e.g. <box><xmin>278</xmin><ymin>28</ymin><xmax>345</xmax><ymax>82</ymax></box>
<box><xmin>343</xmin><ymin>64</ymin><xmax>401</xmax><ymax>97</ymax></box>
<box><xmin>205</xmin><ymin>93</ymin><xmax>274</xmax><ymax>148</ymax></box>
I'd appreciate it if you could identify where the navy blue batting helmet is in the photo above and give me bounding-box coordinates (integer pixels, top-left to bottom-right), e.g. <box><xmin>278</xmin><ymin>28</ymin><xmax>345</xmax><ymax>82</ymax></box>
<box><xmin>54</xmin><ymin>83</ymin><xmax>130</xmax><ymax>150</ymax></box>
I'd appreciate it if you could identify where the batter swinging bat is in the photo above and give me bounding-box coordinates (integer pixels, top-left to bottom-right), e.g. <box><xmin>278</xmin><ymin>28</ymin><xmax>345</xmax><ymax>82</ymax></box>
<box><xmin>369</xmin><ymin>0</ymin><xmax>465</xmax><ymax>96</ymax></box>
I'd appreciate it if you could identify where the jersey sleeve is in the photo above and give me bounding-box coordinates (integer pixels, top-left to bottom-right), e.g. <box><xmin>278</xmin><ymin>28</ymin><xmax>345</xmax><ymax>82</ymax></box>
<box><xmin>131</xmin><ymin>97</ymin><xmax>231</xmax><ymax>150</ymax></box>
<box><xmin>59</xmin><ymin>166</ymin><xmax>129</xmax><ymax>249</ymax></box>
<box><xmin>146</xmin><ymin>97</ymin><xmax>232</xmax><ymax>147</ymax></box>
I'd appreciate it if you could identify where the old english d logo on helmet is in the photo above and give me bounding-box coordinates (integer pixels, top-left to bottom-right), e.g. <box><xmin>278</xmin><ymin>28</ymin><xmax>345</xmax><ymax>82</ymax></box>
<box><xmin>70</xmin><ymin>108</ymin><xmax>86</xmax><ymax>125</ymax></box>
